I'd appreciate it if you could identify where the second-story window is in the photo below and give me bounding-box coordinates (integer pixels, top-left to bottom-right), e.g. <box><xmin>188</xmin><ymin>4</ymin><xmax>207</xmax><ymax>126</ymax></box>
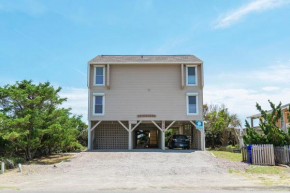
<box><xmin>186</xmin><ymin>65</ymin><xmax>197</xmax><ymax>86</ymax></box>
<box><xmin>93</xmin><ymin>93</ymin><xmax>105</xmax><ymax>115</ymax></box>
<box><xmin>94</xmin><ymin>66</ymin><xmax>105</xmax><ymax>86</ymax></box>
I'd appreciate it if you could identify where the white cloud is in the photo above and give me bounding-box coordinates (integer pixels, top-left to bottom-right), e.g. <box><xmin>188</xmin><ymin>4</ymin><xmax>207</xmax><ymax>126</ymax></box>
<box><xmin>219</xmin><ymin>62</ymin><xmax>290</xmax><ymax>83</ymax></box>
<box><xmin>204</xmin><ymin>86</ymin><xmax>290</xmax><ymax>126</ymax></box>
<box><xmin>262</xmin><ymin>86</ymin><xmax>280</xmax><ymax>91</ymax></box>
<box><xmin>59</xmin><ymin>87</ymin><xmax>88</xmax><ymax>122</ymax></box>
<box><xmin>255</xmin><ymin>64</ymin><xmax>290</xmax><ymax>83</ymax></box>
<box><xmin>205</xmin><ymin>61</ymin><xmax>290</xmax><ymax>126</ymax></box>
<box><xmin>215</xmin><ymin>0</ymin><xmax>290</xmax><ymax>28</ymax></box>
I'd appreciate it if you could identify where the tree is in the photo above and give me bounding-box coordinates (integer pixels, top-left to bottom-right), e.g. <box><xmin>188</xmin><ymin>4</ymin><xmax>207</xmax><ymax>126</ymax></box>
<box><xmin>0</xmin><ymin>80</ymin><xmax>86</xmax><ymax>160</ymax></box>
<box><xmin>204</xmin><ymin>104</ymin><xmax>241</xmax><ymax>148</ymax></box>
<box><xmin>243</xmin><ymin>100</ymin><xmax>290</xmax><ymax>146</ymax></box>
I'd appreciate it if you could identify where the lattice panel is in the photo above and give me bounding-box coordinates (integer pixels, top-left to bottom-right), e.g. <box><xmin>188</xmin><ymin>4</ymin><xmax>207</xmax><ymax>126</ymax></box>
<box><xmin>184</xmin><ymin>124</ymin><xmax>201</xmax><ymax>150</ymax></box>
<box><xmin>191</xmin><ymin>127</ymin><xmax>201</xmax><ymax>150</ymax></box>
<box><xmin>94</xmin><ymin>123</ymin><xmax>128</xmax><ymax>149</ymax></box>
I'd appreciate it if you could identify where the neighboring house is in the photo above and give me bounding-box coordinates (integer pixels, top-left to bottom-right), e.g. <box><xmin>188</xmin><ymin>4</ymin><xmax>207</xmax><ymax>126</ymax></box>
<box><xmin>87</xmin><ymin>55</ymin><xmax>205</xmax><ymax>150</ymax></box>
<box><xmin>247</xmin><ymin>103</ymin><xmax>290</xmax><ymax>133</ymax></box>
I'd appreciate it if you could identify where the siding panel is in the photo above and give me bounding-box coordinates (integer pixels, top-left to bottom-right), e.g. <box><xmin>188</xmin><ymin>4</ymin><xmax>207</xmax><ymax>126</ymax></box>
<box><xmin>89</xmin><ymin>64</ymin><xmax>203</xmax><ymax>121</ymax></box>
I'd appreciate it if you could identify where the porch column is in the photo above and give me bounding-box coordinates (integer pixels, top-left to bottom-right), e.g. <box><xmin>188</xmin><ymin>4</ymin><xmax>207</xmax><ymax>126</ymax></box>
<box><xmin>179</xmin><ymin>125</ymin><xmax>184</xmax><ymax>134</ymax></box>
<box><xmin>200</xmin><ymin>127</ymin><xmax>205</xmax><ymax>151</ymax></box>
<box><xmin>251</xmin><ymin>118</ymin><xmax>254</xmax><ymax>127</ymax></box>
<box><xmin>128</xmin><ymin>123</ymin><xmax>132</xmax><ymax>150</ymax></box>
<box><xmin>161</xmin><ymin>121</ymin><xmax>165</xmax><ymax>150</ymax></box>
<box><xmin>161</xmin><ymin>131</ymin><xmax>165</xmax><ymax>150</ymax></box>
<box><xmin>87</xmin><ymin>121</ymin><xmax>91</xmax><ymax>150</ymax></box>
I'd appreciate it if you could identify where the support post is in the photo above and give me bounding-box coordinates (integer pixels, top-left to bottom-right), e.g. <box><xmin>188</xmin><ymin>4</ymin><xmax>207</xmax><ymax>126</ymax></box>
<box><xmin>162</xmin><ymin>120</ymin><xmax>165</xmax><ymax>150</ymax></box>
<box><xmin>1</xmin><ymin>162</ymin><xmax>4</xmax><ymax>174</ymax></box>
<box><xmin>18</xmin><ymin>164</ymin><xmax>22</xmax><ymax>172</ymax></box>
<box><xmin>179</xmin><ymin>125</ymin><xmax>184</xmax><ymax>134</ymax></box>
<box><xmin>201</xmin><ymin>127</ymin><xmax>205</xmax><ymax>151</ymax></box>
<box><xmin>87</xmin><ymin>121</ymin><xmax>91</xmax><ymax>150</ymax></box>
<box><xmin>251</xmin><ymin>118</ymin><xmax>254</xmax><ymax>127</ymax></box>
<box><xmin>161</xmin><ymin>131</ymin><xmax>165</xmax><ymax>150</ymax></box>
<box><xmin>128</xmin><ymin>123</ymin><xmax>132</xmax><ymax>150</ymax></box>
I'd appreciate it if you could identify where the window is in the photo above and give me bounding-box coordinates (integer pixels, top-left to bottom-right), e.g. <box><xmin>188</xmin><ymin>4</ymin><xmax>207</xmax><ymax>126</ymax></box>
<box><xmin>94</xmin><ymin>66</ymin><xmax>105</xmax><ymax>86</ymax></box>
<box><xmin>186</xmin><ymin>93</ymin><xmax>198</xmax><ymax>115</ymax></box>
<box><xmin>93</xmin><ymin>93</ymin><xmax>105</xmax><ymax>115</ymax></box>
<box><xmin>281</xmin><ymin>114</ymin><xmax>285</xmax><ymax>131</ymax></box>
<box><xmin>186</xmin><ymin>65</ymin><xmax>197</xmax><ymax>86</ymax></box>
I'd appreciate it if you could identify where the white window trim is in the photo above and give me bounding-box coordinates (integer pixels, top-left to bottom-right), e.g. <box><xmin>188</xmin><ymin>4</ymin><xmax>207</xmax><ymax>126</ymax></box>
<box><xmin>93</xmin><ymin>92</ymin><xmax>105</xmax><ymax>116</ymax></box>
<box><xmin>186</xmin><ymin>65</ymin><xmax>198</xmax><ymax>86</ymax></box>
<box><xmin>186</xmin><ymin>92</ymin><xmax>199</xmax><ymax>116</ymax></box>
<box><xmin>93</xmin><ymin>65</ymin><xmax>105</xmax><ymax>86</ymax></box>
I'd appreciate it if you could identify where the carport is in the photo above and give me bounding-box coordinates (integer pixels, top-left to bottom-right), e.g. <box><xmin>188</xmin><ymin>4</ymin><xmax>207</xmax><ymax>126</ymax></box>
<box><xmin>90</xmin><ymin>121</ymin><xmax>204</xmax><ymax>151</ymax></box>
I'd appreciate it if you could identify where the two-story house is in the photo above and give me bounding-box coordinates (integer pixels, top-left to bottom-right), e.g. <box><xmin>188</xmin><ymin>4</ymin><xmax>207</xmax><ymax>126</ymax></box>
<box><xmin>87</xmin><ymin>55</ymin><xmax>205</xmax><ymax>151</ymax></box>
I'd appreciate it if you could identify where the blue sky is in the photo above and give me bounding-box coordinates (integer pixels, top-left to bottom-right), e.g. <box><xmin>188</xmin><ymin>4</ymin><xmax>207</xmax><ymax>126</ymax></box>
<box><xmin>1</xmin><ymin>0</ymin><xmax>290</xmax><ymax>125</ymax></box>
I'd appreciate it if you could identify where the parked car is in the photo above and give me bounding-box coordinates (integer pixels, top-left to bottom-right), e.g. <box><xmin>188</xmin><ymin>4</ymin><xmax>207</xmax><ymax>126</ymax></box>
<box><xmin>167</xmin><ymin>135</ymin><xmax>190</xmax><ymax>149</ymax></box>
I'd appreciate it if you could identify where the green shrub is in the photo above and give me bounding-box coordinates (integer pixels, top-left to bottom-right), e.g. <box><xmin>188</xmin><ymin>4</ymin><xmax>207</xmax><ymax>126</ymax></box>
<box><xmin>243</xmin><ymin>101</ymin><xmax>290</xmax><ymax>146</ymax></box>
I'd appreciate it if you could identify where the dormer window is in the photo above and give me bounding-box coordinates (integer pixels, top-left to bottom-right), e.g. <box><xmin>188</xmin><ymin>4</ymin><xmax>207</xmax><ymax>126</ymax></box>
<box><xmin>186</xmin><ymin>65</ymin><xmax>197</xmax><ymax>86</ymax></box>
<box><xmin>94</xmin><ymin>65</ymin><xmax>105</xmax><ymax>86</ymax></box>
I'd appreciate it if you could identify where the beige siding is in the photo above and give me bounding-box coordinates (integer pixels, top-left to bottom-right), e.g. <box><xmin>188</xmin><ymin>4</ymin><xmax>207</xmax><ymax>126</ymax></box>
<box><xmin>89</xmin><ymin>64</ymin><xmax>203</xmax><ymax>121</ymax></box>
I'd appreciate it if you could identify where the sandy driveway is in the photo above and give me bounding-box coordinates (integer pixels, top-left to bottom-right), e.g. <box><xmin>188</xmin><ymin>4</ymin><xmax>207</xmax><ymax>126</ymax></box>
<box><xmin>0</xmin><ymin>150</ymin><xmax>266</xmax><ymax>192</ymax></box>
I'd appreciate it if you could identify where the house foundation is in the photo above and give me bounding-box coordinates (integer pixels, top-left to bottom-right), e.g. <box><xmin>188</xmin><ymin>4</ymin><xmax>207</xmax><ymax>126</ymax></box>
<box><xmin>88</xmin><ymin>120</ymin><xmax>205</xmax><ymax>151</ymax></box>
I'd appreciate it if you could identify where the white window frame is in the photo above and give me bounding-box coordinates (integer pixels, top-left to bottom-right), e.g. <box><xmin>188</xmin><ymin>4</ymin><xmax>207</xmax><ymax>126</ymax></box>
<box><xmin>186</xmin><ymin>92</ymin><xmax>198</xmax><ymax>116</ymax></box>
<box><xmin>94</xmin><ymin>65</ymin><xmax>105</xmax><ymax>86</ymax></box>
<box><xmin>93</xmin><ymin>93</ymin><xmax>105</xmax><ymax>116</ymax></box>
<box><xmin>186</xmin><ymin>65</ymin><xmax>198</xmax><ymax>86</ymax></box>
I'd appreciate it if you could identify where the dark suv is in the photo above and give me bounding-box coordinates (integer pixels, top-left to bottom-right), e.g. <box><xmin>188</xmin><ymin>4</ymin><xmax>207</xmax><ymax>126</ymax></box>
<box><xmin>167</xmin><ymin>135</ymin><xmax>190</xmax><ymax>149</ymax></box>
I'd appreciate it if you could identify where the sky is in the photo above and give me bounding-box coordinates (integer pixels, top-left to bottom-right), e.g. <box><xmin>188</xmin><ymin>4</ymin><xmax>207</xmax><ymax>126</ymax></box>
<box><xmin>0</xmin><ymin>0</ymin><xmax>290</xmax><ymax>126</ymax></box>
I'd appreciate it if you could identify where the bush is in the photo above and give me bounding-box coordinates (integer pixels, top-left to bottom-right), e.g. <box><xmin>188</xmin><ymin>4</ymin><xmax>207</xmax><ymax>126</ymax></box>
<box><xmin>243</xmin><ymin>101</ymin><xmax>290</xmax><ymax>146</ymax></box>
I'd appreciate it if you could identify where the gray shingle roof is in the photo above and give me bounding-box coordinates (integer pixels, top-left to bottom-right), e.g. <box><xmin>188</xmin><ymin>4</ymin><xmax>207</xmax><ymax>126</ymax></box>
<box><xmin>88</xmin><ymin>55</ymin><xmax>203</xmax><ymax>64</ymax></box>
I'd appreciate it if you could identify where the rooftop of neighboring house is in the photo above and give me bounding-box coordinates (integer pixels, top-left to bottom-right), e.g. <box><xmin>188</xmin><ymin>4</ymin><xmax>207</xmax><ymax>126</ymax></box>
<box><xmin>88</xmin><ymin>55</ymin><xmax>203</xmax><ymax>64</ymax></box>
<box><xmin>247</xmin><ymin>103</ymin><xmax>290</xmax><ymax>119</ymax></box>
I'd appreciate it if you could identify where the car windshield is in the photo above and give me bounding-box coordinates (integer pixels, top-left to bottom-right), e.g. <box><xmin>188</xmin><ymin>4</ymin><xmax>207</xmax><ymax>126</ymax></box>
<box><xmin>174</xmin><ymin>135</ymin><xmax>187</xmax><ymax>139</ymax></box>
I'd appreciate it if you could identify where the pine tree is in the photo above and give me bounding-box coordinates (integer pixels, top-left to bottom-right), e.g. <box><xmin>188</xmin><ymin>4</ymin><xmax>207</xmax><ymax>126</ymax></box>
<box><xmin>0</xmin><ymin>80</ymin><xmax>86</xmax><ymax>160</ymax></box>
